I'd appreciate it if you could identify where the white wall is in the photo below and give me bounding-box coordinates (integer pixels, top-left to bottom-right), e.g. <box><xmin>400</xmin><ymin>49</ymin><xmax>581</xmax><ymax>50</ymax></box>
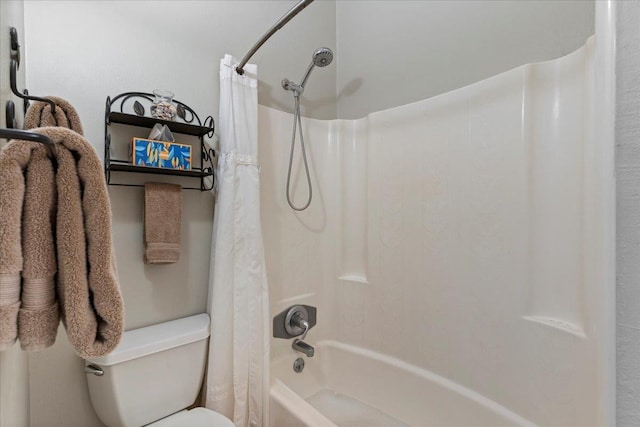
<box><xmin>22</xmin><ymin>1</ymin><xmax>336</xmax><ymax>426</ymax></box>
<box><xmin>336</xmin><ymin>0</ymin><xmax>595</xmax><ymax>119</ymax></box>
<box><xmin>616</xmin><ymin>2</ymin><xmax>640</xmax><ymax>425</ymax></box>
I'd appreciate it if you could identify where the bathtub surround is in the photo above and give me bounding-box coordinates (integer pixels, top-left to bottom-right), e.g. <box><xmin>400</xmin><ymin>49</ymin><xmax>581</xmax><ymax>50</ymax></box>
<box><xmin>0</xmin><ymin>127</ymin><xmax>123</xmax><ymax>359</ymax></box>
<box><xmin>265</xmin><ymin>36</ymin><xmax>612</xmax><ymax>425</ymax></box>
<box><xmin>206</xmin><ymin>55</ymin><xmax>270</xmax><ymax>427</ymax></box>
<box><xmin>24</xmin><ymin>96</ymin><xmax>84</xmax><ymax>134</ymax></box>
<box><xmin>144</xmin><ymin>182</ymin><xmax>182</xmax><ymax>264</ymax></box>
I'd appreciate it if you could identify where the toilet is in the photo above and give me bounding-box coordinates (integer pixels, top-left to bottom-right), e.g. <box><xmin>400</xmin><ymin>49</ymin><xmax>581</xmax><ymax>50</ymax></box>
<box><xmin>84</xmin><ymin>314</ymin><xmax>234</xmax><ymax>427</ymax></box>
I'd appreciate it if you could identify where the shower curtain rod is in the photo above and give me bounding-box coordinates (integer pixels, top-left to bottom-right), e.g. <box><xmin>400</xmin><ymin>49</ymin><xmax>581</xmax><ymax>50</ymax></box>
<box><xmin>235</xmin><ymin>0</ymin><xmax>314</xmax><ymax>75</ymax></box>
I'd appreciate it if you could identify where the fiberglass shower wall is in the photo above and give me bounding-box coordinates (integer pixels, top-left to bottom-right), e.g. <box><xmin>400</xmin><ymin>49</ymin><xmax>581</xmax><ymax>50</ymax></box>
<box><xmin>263</xmin><ymin>36</ymin><xmax>607</xmax><ymax>425</ymax></box>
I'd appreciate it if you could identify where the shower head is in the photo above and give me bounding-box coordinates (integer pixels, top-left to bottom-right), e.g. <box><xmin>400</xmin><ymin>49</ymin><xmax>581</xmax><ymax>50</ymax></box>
<box><xmin>298</xmin><ymin>47</ymin><xmax>334</xmax><ymax>90</ymax></box>
<box><xmin>312</xmin><ymin>47</ymin><xmax>333</xmax><ymax>67</ymax></box>
<box><xmin>282</xmin><ymin>47</ymin><xmax>334</xmax><ymax>94</ymax></box>
<box><xmin>300</xmin><ymin>47</ymin><xmax>333</xmax><ymax>88</ymax></box>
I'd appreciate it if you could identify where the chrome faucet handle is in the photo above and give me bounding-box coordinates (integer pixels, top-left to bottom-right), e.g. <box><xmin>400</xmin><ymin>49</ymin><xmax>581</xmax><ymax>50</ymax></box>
<box><xmin>292</xmin><ymin>314</ymin><xmax>309</xmax><ymax>340</ymax></box>
<box><xmin>285</xmin><ymin>305</ymin><xmax>310</xmax><ymax>338</ymax></box>
<box><xmin>275</xmin><ymin>304</ymin><xmax>316</xmax><ymax>340</ymax></box>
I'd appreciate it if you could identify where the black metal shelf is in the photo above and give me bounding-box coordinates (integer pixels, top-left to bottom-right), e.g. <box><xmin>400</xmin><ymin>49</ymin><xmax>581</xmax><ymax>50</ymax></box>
<box><xmin>104</xmin><ymin>92</ymin><xmax>215</xmax><ymax>191</ymax></box>
<box><xmin>108</xmin><ymin>162</ymin><xmax>213</xmax><ymax>178</ymax></box>
<box><xmin>108</xmin><ymin>112</ymin><xmax>213</xmax><ymax>137</ymax></box>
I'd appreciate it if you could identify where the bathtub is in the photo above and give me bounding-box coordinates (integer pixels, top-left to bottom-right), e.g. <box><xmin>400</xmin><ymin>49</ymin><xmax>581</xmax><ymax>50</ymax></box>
<box><xmin>270</xmin><ymin>341</ymin><xmax>536</xmax><ymax>427</ymax></box>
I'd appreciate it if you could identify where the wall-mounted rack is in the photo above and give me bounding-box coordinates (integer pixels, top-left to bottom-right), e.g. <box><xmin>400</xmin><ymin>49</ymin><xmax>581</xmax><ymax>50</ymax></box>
<box><xmin>104</xmin><ymin>92</ymin><xmax>215</xmax><ymax>191</ymax></box>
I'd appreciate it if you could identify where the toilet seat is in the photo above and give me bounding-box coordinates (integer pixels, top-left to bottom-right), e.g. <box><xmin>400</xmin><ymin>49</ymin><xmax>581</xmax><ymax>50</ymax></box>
<box><xmin>148</xmin><ymin>408</ymin><xmax>234</xmax><ymax>427</ymax></box>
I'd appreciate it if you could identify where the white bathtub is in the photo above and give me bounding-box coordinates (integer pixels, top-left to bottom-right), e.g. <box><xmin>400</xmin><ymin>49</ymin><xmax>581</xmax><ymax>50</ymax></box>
<box><xmin>270</xmin><ymin>341</ymin><xmax>536</xmax><ymax>427</ymax></box>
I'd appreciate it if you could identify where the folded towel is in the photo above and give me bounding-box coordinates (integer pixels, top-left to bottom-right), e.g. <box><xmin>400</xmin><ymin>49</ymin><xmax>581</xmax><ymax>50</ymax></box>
<box><xmin>0</xmin><ymin>127</ymin><xmax>124</xmax><ymax>357</ymax></box>
<box><xmin>24</xmin><ymin>96</ymin><xmax>84</xmax><ymax>136</ymax></box>
<box><xmin>0</xmin><ymin>141</ymin><xmax>58</xmax><ymax>351</ymax></box>
<box><xmin>0</xmin><ymin>142</ymin><xmax>30</xmax><ymax>350</ymax></box>
<box><xmin>52</xmin><ymin>127</ymin><xmax>123</xmax><ymax>358</ymax></box>
<box><xmin>144</xmin><ymin>182</ymin><xmax>182</xmax><ymax>264</ymax></box>
<box><xmin>0</xmin><ymin>274</ymin><xmax>20</xmax><ymax>350</ymax></box>
<box><xmin>19</xmin><ymin>145</ymin><xmax>59</xmax><ymax>351</ymax></box>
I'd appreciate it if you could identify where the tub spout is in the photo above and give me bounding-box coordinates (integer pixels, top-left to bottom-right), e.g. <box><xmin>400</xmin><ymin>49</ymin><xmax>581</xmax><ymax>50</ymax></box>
<box><xmin>292</xmin><ymin>339</ymin><xmax>314</xmax><ymax>357</ymax></box>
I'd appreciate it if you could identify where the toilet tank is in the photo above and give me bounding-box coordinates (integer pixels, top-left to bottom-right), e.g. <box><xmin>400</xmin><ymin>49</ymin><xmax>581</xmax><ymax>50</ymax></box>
<box><xmin>85</xmin><ymin>314</ymin><xmax>210</xmax><ymax>427</ymax></box>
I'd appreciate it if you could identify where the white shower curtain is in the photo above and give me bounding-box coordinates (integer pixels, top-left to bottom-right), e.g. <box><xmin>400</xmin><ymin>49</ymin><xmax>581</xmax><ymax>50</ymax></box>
<box><xmin>206</xmin><ymin>54</ymin><xmax>270</xmax><ymax>427</ymax></box>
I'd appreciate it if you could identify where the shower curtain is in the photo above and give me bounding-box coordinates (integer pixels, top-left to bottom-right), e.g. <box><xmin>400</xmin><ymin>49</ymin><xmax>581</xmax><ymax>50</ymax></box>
<box><xmin>206</xmin><ymin>54</ymin><xmax>270</xmax><ymax>427</ymax></box>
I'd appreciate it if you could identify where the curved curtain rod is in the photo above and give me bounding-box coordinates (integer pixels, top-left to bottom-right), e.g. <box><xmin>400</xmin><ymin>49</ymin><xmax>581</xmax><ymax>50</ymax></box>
<box><xmin>235</xmin><ymin>0</ymin><xmax>315</xmax><ymax>75</ymax></box>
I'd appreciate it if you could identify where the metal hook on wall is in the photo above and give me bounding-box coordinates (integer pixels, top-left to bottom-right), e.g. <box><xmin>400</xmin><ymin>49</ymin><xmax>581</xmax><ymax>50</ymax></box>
<box><xmin>7</xmin><ymin>27</ymin><xmax>56</xmax><ymax>122</ymax></box>
<box><xmin>9</xmin><ymin>59</ymin><xmax>56</xmax><ymax>114</ymax></box>
<box><xmin>9</xmin><ymin>27</ymin><xmax>20</xmax><ymax>68</ymax></box>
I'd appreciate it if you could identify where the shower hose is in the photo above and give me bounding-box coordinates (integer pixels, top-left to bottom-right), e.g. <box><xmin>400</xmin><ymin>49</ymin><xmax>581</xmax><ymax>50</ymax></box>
<box><xmin>286</xmin><ymin>92</ymin><xmax>313</xmax><ymax>211</ymax></box>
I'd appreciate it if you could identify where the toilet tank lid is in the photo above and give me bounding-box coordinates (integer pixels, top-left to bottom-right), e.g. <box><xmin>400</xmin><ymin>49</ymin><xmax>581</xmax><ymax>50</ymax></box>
<box><xmin>86</xmin><ymin>313</ymin><xmax>210</xmax><ymax>366</ymax></box>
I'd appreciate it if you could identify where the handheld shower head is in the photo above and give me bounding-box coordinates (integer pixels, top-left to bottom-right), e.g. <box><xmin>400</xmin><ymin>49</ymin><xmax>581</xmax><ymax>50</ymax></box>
<box><xmin>282</xmin><ymin>47</ymin><xmax>334</xmax><ymax>94</ymax></box>
<box><xmin>312</xmin><ymin>47</ymin><xmax>333</xmax><ymax>67</ymax></box>
<box><xmin>282</xmin><ymin>46</ymin><xmax>334</xmax><ymax>212</ymax></box>
<box><xmin>299</xmin><ymin>47</ymin><xmax>333</xmax><ymax>89</ymax></box>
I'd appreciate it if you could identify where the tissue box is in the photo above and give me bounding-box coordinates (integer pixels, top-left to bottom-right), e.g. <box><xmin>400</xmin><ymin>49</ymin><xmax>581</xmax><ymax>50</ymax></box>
<box><xmin>132</xmin><ymin>138</ymin><xmax>191</xmax><ymax>170</ymax></box>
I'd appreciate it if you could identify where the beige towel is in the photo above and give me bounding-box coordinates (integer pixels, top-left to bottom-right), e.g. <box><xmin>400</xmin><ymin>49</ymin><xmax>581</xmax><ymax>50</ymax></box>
<box><xmin>144</xmin><ymin>183</ymin><xmax>182</xmax><ymax>264</ymax></box>
<box><xmin>24</xmin><ymin>96</ymin><xmax>84</xmax><ymax>136</ymax></box>
<box><xmin>52</xmin><ymin>127</ymin><xmax>123</xmax><ymax>358</ymax></box>
<box><xmin>0</xmin><ymin>127</ymin><xmax>124</xmax><ymax>357</ymax></box>
<box><xmin>10</xmin><ymin>95</ymin><xmax>82</xmax><ymax>351</ymax></box>
<box><xmin>0</xmin><ymin>142</ymin><xmax>34</xmax><ymax>350</ymax></box>
<box><xmin>19</xmin><ymin>145</ymin><xmax>59</xmax><ymax>351</ymax></box>
<box><xmin>0</xmin><ymin>141</ymin><xmax>59</xmax><ymax>351</ymax></box>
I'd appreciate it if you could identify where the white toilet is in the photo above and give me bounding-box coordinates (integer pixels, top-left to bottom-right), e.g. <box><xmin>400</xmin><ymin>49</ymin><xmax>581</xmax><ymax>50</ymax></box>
<box><xmin>84</xmin><ymin>314</ymin><xmax>234</xmax><ymax>427</ymax></box>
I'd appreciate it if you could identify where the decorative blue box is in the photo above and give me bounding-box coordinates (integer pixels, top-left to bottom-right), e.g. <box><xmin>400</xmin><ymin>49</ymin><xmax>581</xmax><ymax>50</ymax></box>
<box><xmin>132</xmin><ymin>138</ymin><xmax>191</xmax><ymax>170</ymax></box>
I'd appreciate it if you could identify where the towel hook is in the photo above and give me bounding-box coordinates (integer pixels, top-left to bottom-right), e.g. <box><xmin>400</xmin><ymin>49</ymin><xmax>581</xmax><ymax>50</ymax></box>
<box><xmin>9</xmin><ymin>27</ymin><xmax>20</xmax><ymax>68</ymax></box>
<box><xmin>8</xmin><ymin>27</ymin><xmax>56</xmax><ymax>114</ymax></box>
<box><xmin>10</xmin><ymin>59</ymin><xmax>56</xmax><ymax>113</ymax></box>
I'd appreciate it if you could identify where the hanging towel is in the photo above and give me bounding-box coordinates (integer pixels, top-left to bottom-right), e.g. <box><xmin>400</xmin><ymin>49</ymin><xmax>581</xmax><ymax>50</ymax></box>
<box><xmin>12</xmin><ymin>95</ymin><xmax>82</xmax><ymax>351</ymax></box>
<box><xmin>0</xmin><ymin>141</ymin><xmax>59</xmax><ymax>351</ymax></box>
<box><xmin>24</xmin><ymin>96</ymin><xmax>84</xmax><ymax>136</ymax></box>
<box><xmin>144</xmin><ymin>182</ymin><xmax>182</xmax><ymax>264</ymax></box>
<box><xmin>0</xmin><ymin>127</ymin><xmax>123</xmax><ymax>358</ymax></box>
<box><xmin>52</xmin><ymin>127</ymin><xmax>123</xmax><ymax>358</ymax></box>
<box><xmin>19</xmin><ymin>145</ymin><xmax>59</xmax><ymax>351</ymax></box>
<box><xmin>0</xmin><ymin>142</ymin><xmax>37</xmax><ymax>350</ymax></box>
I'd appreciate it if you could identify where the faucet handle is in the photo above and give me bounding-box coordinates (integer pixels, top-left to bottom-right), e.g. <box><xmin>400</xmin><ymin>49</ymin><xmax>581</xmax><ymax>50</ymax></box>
<box><xmin>291</xmin><ymin>313</ymin><xmax>310</xmax><ymax>340</ymax></box>
<box><xmin>273</xmin><ymin>304</ymin><xmax>317</xmax><ymax>340</ymax></box>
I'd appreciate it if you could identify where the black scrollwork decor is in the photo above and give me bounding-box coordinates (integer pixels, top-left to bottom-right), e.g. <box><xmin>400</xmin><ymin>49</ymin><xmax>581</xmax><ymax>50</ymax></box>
<box><xmin>104</xmin><ymin>92</ymin><xmax>215</xmax><ymax>191</ymax></box>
